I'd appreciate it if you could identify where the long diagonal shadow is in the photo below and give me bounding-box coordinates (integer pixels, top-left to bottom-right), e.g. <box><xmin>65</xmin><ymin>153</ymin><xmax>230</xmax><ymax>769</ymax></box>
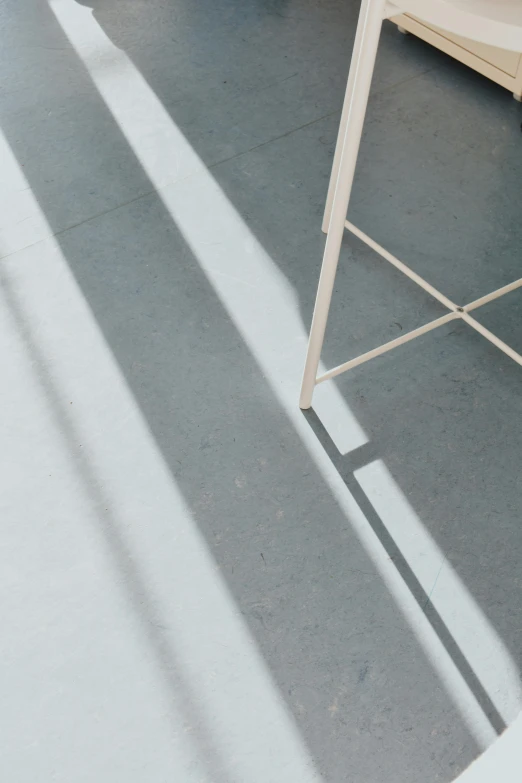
<box><xmin>303</xmin><ymin>408</ymin><xmax>507</xmax><ymax>736</ymax></box>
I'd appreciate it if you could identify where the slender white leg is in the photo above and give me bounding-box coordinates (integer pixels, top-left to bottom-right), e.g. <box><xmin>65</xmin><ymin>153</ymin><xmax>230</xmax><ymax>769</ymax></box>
<box><xmin>322</xmin><ymin>12</ymin><xmax>368</xmax><ymax>233</ymax></box>
<box><xmin>300</xmin><ymin>0</ymin><xmax>385</xmax><ymax>409</ymax></box>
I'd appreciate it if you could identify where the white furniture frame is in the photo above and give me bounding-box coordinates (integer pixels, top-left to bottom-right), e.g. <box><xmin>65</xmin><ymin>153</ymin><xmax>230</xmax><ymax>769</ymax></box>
<box><xmin>300</xmin><ymin>0</ymin><xmax>522</xmax><ymax>410</ymax></box>
<box><xmin>394</xmin><ymin>13</ymin><xmax>522</xmax><ymax>101</ymax></box>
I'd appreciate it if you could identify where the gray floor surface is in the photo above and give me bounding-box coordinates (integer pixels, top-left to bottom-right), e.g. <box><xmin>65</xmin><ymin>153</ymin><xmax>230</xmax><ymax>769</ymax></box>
<box><xmin>1</xmin><ymin>1</ymin><xmax>521</xmax><ymax>781</ymax></box>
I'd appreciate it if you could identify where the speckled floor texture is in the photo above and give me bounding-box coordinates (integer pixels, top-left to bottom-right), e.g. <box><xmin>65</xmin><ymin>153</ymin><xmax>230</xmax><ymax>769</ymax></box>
<box><xmin>1</xmin><ymin>1</ymin><xmax>521</xmax><ymax>781</ymax></box>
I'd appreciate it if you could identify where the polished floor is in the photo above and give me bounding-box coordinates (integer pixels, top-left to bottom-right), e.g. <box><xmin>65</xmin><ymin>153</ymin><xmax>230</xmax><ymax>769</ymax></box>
<box><xmin>1</xmin><ymin>1</ymin><xmax>522</xmax><ymax>781</ymax></box>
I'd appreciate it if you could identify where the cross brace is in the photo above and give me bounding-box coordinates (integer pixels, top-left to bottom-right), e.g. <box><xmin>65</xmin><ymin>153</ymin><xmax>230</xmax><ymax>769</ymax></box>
<box><xmin>315</xmin><ymin>221</ymin><xmax>522</xmax><ymax>386</ymax></box>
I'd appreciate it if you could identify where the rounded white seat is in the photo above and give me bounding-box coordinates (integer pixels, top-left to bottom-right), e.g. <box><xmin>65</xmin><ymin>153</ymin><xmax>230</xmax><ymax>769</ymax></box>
<box><xmin>398</xmin><ymin>0</ymin><xmax>522</xmax><ymax>51</ymax></box>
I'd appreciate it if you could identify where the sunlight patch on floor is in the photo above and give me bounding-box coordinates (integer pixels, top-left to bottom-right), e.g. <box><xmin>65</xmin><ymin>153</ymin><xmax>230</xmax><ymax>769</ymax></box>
<box><xmin>356</xmin><ymin>460</ymin><xmax>522</xmax><ymax>730</ymax></box>
<box><xmin>1</xmin><ymin>125</ymin><xmax>323</xmax><ymax>782</ymax></box>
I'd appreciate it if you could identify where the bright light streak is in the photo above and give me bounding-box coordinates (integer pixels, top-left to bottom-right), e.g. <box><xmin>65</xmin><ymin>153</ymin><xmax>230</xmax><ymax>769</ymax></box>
<box><xmin>0</xmin><ymin>137</ymin><xmax>323</xmax><ymax>781</ymax></box>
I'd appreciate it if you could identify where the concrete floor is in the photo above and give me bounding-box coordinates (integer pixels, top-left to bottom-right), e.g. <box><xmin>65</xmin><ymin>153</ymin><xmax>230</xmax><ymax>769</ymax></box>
<box><xmin>1</xmin><ymin>1</ymin><xmax>521</xmax><ymax>781</ymax></box>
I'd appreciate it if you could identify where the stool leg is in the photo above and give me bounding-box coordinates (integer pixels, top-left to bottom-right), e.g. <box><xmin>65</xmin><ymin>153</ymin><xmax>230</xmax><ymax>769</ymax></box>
<box><xmin>300</xmin><ymin>0</ymin><xmax>385</xmax><ymax>409</ymax></box>
<box><xmin>322</xmin><ymin>12</ymin><xmax>367</xmax><ymax>234</ymax></box>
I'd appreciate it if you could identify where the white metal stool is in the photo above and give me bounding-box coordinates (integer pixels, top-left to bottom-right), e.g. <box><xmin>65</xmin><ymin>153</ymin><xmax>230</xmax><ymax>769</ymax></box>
<box><xmin>300</xmin><ymin>0</ymin><xmax>522</xmax><ymax>409</ymax></box>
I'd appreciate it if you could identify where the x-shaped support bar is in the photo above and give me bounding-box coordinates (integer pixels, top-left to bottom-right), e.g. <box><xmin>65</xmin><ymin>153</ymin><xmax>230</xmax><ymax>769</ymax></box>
<box><xmin>316</xmin><ymin>221</ymin><xmax>522</xmax><ymax>386</ymax></box>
